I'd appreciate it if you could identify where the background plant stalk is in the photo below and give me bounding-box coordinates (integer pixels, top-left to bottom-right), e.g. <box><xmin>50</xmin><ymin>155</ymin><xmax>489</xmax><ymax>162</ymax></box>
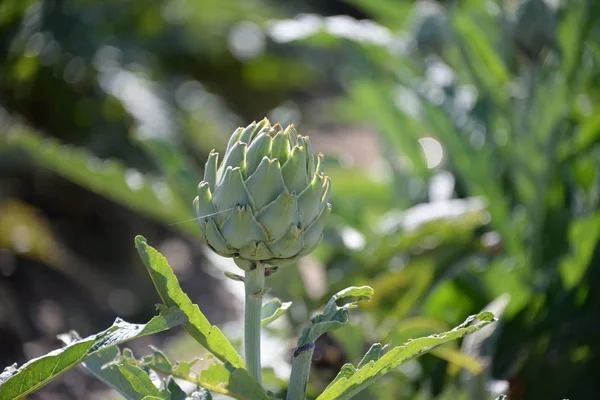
<box><xmin>244</xmin><ymin>262</ymin><xmax>266</xmax><ymax>384</ymax></box>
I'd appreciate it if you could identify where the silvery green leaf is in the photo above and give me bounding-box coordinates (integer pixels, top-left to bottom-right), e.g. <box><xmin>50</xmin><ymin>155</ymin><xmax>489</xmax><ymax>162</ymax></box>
<box><xmin>261</xmin><ymin>298</ymin><xmax>292</xmax><ymax>327</ymax></box>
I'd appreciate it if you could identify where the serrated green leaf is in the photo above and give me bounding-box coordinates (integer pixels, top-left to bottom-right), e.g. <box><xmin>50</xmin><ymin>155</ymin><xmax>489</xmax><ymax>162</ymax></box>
<box><xmin>122</xmin><ymin>347</ymin><xmax>207</xmax><ymax>378</ymax></box>
<box><xmin>0</xmin><ymin>307</ymin><xmax>186</xmax><ymax>400</ymax></box>
<box><xmin>173</xmin><ymin>359</ymin><xmax>202</xmax><ymax>378</ymax></box>
<box><xmin>384</xmin><ymin>315</ymin><xmax>486</xmax><ymax>375</ymax></box>
<box><xmin>114</xmin><ymin>348</ymin><xmax>210</xmax><ymax>400</ymax></box>
<box><xmin>297</xmin><ymin>286</ymin><xmax>373</xmax><ymax>347</ymax></box>
<box><xmin>318</xmin><ymin>313</ymin><xmax>495</xmax><ymax>400</ymax></box>
<box><xmin>198</xmin><ymin>364</ymin><xmax>268</xmax><ymax>400</ymax></box>
<box><xmin>141</xmin><ymin>346</ymin><xmax>173</xmax><ymax>372</ymax></box>
<box><xmin>120</xmin><ymin>347</ymin><xmax>266</xmax><ymax>400</ymax></box>
<box><xmin>78</xmin><ymin>345</ymin><xmax>163</xmax><ymax>400</ymax></box>
<box><xmin>261</xmin><ymin>298</ymin><xmax>292</xmax><ymax>327</ymax></box>
<box><xmin>330</xmin><ymin>363</ymin><xmax>357</xmax><ymax>383</ymax></box>
<box><xmin>357</xmin><ymin>344</ymin><xmax>386</xmax><ymax>369</ymax></box>
<box><xmin>135</xmin><ymin>236</ymin><xmax>244</xmax><ymax>368</ymax></box>
<box><xmin>118</xmin><ymin>365</ymin><xmax>164</xmax><ymax>398</ymax></box>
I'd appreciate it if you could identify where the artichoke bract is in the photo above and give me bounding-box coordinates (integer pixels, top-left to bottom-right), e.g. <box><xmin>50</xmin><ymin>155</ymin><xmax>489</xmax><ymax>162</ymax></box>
<box><xmin>194</xmin><ymin>119</ymin><xmax>331</xmax><ymax>270</ymax></box>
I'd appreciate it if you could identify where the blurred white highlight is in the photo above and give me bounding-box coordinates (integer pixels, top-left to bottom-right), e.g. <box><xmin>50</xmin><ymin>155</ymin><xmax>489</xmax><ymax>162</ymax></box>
<box><xmin>418</xmin><ymin>137</ymin><xmax>444</xmax><ymax>168</ymax></box>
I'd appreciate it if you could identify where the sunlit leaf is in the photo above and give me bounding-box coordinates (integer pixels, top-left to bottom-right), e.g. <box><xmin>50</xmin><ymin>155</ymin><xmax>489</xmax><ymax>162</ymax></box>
<box><xmin>118</xmin><ymin>346</ymin><xmax>266</xmax><ymax>400</ymax></box>
<box><xmin>0</xmin><ymin>307</ymin><xmax>186</xmax><ymax>400</ymax></box>
<box><xmin>261</xmin><ymin>298</ymin><xmax>292</xmax><ymax>327</ymax></box>
<box><xmin>75</xmin><ymin>345</ymin><xmax>162</xmax><ymax>400</ymax></box>
<box><xmin>135</xmin><ymin>236</ymin><xmax>244</xmax><ymax>368</ymax></box>
<box><xmin>318</xmin><ymin>312</ymin><xmax>495</xmax><ymax>400</ymax></box>
<box><xmin>298</xmin><ymin>286</ymin><xmax>373</xmax><ymax>347</ymax></box>
<box><xmin>357</xmin><ymin>344</ymin><xmax>386</xmax><ymax>369</ymax></box>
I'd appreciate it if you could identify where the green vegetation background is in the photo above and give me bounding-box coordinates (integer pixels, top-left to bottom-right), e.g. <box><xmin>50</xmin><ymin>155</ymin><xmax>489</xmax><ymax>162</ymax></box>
<box><xmin>1</xmin><ymin>0</ymin><xmax>599</xmax><ymax>399</ymax></box>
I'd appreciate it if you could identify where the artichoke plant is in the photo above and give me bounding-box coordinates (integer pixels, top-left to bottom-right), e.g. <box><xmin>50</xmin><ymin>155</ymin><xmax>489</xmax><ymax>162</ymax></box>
<box><xmin>194</xmin><ymin>118</ymin><xmax>331</xmax><ymax>270</ymax></box>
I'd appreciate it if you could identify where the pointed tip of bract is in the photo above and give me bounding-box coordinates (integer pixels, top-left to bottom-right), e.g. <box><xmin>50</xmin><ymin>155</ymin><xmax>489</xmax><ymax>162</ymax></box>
<box><xmin>196</xmin><ymin>181</ymin><xmax>213</xmax><ymax>204</ymax></box>
<box><xmin>315</xmin><ymin>153</ymin><xmax>324</xmax><ymax>176</ymax></box>
<box><xmin>284</xmin><ymin>124</ymin><xmax>298</xmax><ymax>135</ymax></box>
<box><xmin>197</xmin><ymin>180</ymin><xmax>209</xmax><ymax>194</ymax></box>
<box><xmin>257</xmin><ymin>117</ymin><xmax>271</xmax><ymax>129</ymax></box>
<box><xmin>219</xmin><ymin>142</ymin><xmax>247</xmax><ymax>179</ymax></box>
<box><xmin>281</xmin><ymin>144</ymin><xmax>309</xmax><ymax>194</ymax></box>
<box><xmin>204</xmin><ymin>152</ymin><xmax>219</xmax><ymax>193</ymax></box>
<box><xmin>271</xmin><ymin>129</ymin><xmax>292</xmax><ymax>165</ymax></box>
<box><xmin>212</xmin><ymin>166</ymin><xmax>251</xmax><ymax>212</ymax></box>
<box><xmin>284</xmin><ymin>125</ymin><xmax>300</xmax><ymax>147</ymax></box>
<box><xmin>226</xmin><ymin>127</ymin><xmax>244</xmax><ymax>150</ymax></box>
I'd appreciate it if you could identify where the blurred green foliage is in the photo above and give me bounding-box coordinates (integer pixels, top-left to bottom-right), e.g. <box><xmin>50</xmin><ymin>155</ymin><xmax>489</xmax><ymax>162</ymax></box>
<box><xmin>1</xmin><ymin>0</ymin><xmax>599</xmax><ymax>399</ymax></box>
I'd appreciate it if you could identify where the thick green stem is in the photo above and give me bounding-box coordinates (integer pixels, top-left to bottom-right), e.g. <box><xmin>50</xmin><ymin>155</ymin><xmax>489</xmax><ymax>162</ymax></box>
<box><xmin>244</xmin><ymin>262</ymin><xmax>265</xmax><ymax>384</ymax></box>
<box><xmin>286</xmin><ymin>343</ymin><xmax>315</xmax><ymax>400</ymax></box>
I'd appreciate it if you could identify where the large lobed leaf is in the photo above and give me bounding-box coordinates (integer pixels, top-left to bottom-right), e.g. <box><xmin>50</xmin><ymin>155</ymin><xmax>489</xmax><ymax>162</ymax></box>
<box><xmin>78</xmin><ymin>344</ymin><xmax>217</xmax><ymax>400</ymax></box>
<box><xmin>298</xmin><ymin>286</ymin><xmax>374</xmax><ymax>347</ymax></box>
<box><xmin>317</xmin><ymin>312</ymin><xmax>496</xmax><ymax>400</ymax></box>
<box><xmin>72</xmin><ymin>344</ymin><xmax>195</xmax><ymax>400</ymax></box>
<box><xmin>0</xmin><ymin>307</ymin><xmax>187</xmax><ymax>400</ymax></box>
<box><xmin>78</xmin><ymin>345</ymin><xmax>153</xmax><ymax>400</ymax></box>
<box><xmin>135</xmin><ymin>236</ymin><xmax>244</xmax><ymax>368</ymax></box>
<box><xmin>115</xmin><ymin>346</ymin><xmax>267</xmax><ymax>400</ymax></box>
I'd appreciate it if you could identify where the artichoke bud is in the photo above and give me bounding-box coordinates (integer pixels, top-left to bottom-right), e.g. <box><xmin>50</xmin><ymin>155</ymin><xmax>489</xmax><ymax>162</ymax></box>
<box><xmin>413</xmin><ymin>3</ymin><xmax>452</xmax><ymax>56</ymax></box>
<box><xmin>194</xmin><ymin>118</ymin><xmax>331</xmax><ymax>270</ymax></box>
<box><xmin>513</xmin><ymin>0</ymin><xmax>557</xmax><ymax>62</ymax></box>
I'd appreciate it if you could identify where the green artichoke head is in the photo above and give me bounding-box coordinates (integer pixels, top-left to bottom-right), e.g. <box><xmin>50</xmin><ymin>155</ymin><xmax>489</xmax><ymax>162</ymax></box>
<box><xmin>194</xmin><ymin>118</ymin><xmax>331</xmax><ymax>270</ymax></box>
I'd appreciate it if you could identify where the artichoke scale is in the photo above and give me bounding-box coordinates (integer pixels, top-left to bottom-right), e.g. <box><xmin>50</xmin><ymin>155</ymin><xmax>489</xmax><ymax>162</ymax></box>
<box><xmin>281</xmin><ymin>145</ymin><xmax>310</xmax><ymax>194</ymax></box>
<box><xmin>256</xmin><ymin>192</ymin><xmax>300</xmax><ymax>240</ymax></box>
<box><xmin>218</xmin><ymin>142</ymin><xmax>247</xmax><ymax>182</ymax></box>
<box><xmin>204</xmin><ymin>219</ymin><xmax>237</xmax><ymax>257</ymax></box>
<box><xmin>245</xmin><ymin>157</ymin><xmax>286</xmax><ymax>211</ymax></box>
<box><xmin>298</xmin><ymin>174</ymin><xmax>329</xmax><ymax>226</ymax></box>
<box><xmin>245</xmin><ymin>132</ymin><xmax>273</xmax><ymax>178</ymax></box>
<box><xmin>302</xmin><ymin>203</ymin><xmax>332</xmax><ymax>253</ymax></box>
<box><xmin>212</xmin><ymin>167</ymin><xmax>252</xmax><ymax>211</ymax></box>
<box><xmin>271</xmin><ymin>130</ymin><xmax>292</xmax><ymax>165</ymax></box>
<box><xmin>268</xmin><ymin>223</ymin><xmax>304</xmax><ymax>258</ymax></box>
<box><xmin>203</xmin><ymin>151</ymin><xmax>219</xmax><ymax>193</ymax></box>
<box><xmin>220</xmin><ymin>205</ymin><xmax>268</xmax><ymax>249</ymax></box>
